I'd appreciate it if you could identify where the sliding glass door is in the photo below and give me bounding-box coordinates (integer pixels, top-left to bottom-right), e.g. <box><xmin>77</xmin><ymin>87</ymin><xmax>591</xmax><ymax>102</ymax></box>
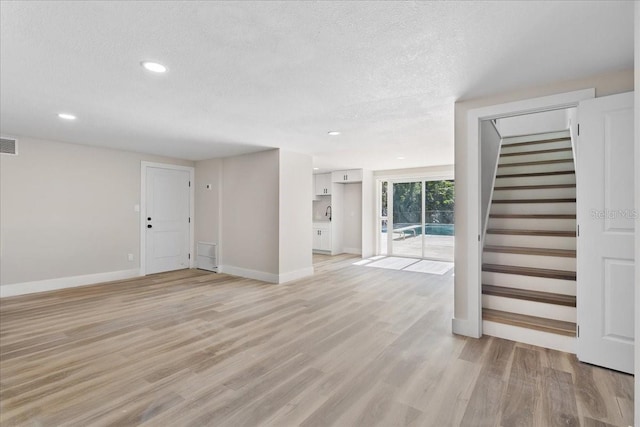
<box><xmin>378</xmin><ymin>178</ymin><xmax>454</xmax><ymax>261</ymax></box>
<box><xmin>391</xmin><ymin>181</ymin><xmax>423</xmax><ymax>258</ymax></box>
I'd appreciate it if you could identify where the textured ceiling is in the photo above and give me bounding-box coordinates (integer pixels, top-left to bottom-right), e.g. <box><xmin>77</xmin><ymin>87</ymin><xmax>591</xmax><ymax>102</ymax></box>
<box><xmin>0</xmin><ymin>1</ymin><xmax>634</xmax><ymax>171</ymax></box>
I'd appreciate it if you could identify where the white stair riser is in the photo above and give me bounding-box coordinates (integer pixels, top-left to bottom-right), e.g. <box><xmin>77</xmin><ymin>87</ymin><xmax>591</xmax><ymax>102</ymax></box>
<box><xmin>499</xmin><ymin>151</ymin><xmax>573</xmax><ymax>165</ymax></box>
<box><xmin>482</xmin><ymin>271</ymin><xmax>576</xmax><ymax>295</ymax></box>
<box><xmin>495</xmin><ymin>174</ymin><xmax>575</xmax><ymax>187</ymax></box>
<box><xmin>488</xmin><ymin>217</ymin><xmax>576</xmax><ymax>231</ymax></box>
<box><xmin>490</xmin><ymin>202</ymin><xmax>576</xmax><ymax>215</ymax></box>
<box><xmin>497</xmin><ymin>162</ymin><xmax>574</xmax><ymax>175</ymax></box>
<box><xmin>501</xmin><ymin>140</ymin><xmax>572</xmax><ymax>155</ymax></box>
<box><xmin>492</xmin><ymin>187</ymin><xmax>575</xmax><ymax>201</ymax></box>
<box><xmin>482</xmin><ymin>321</ymin><xmax>576</xmax><ymax>353</ymax></box>
<box><xmin>482</xmin><ymin>295</ymin><xmax>576</xmax><ymax>322</ymax></box>
<box><xmin>482</xmin><ymin>252</ymin><xmax>576</xmax><ymax>271</ymax></box>
<box><xmin>502</xmin><ymin>131</ymin><xmax>570</xmax><ymax>145</ymax></box>
<box><xmin>484</xmin><ymin>234</ymin><xmax>576</xmax><ymax>250</ymax></box>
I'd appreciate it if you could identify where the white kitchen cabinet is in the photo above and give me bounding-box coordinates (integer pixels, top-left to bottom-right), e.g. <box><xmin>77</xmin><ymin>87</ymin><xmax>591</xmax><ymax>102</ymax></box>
<box><xmin>314</xmin><ymin>173</ymin><xmax>332</xmax><ymax>195</ymax></box>
<box><xmin>331</xmin><ymin>169</ymin><xmax>363</xmax><ymax>183</ymax></box>
<box><xmin>312</xmin><ymin>223</ymin><xmax>331</xmax><ymax>252</ymax></box>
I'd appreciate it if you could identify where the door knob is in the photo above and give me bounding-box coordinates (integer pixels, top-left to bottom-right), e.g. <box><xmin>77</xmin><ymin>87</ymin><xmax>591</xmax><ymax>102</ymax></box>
<box><xmin>147</xmin><ymin>224</ymin><xmax>152</xmax><ymax>228</ymax></box>
<box><xmin>147</xmin><ymin>217</ymin><xmax>152</xmax><ymax>221</ymax></box>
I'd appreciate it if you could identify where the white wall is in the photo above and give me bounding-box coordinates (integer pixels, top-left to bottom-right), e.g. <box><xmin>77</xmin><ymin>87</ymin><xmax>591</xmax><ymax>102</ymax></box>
<box><xmin>278</xmin><ymin>150</ymin><xmax>313</xmax><ymax>281</ymax></box>
<box><xmin>497</xmin><ymin>109</ymin><xmax>568</xmax><ymax>136</ymax></box>
<box><xmin>634</xmin><ymin>1</ymin><xmax>639</xmax><ymax>420</ymax></box>
<box><xmin>480</xmin><ymin>120</ymin><xmax>501</xmax><ymax>234</ymax></box>
<box><xmin>342</xmin><ymin>183</ymin><xmax>362</xmax><ymax>254</ymax></box>
<box><xmin>194</xmin><ymin>158</ymin><xmax>222</xmax><ymax>248</ymax></box>
<box><xmin>0</xmin><ymin>136</ymin><xmax>193</xmax><ymax>287</ymax></box>
<box><xmin>373</xmin><ymin>164</ymin><xmax>454</xmax><ymax>180</ymax></box>
<box><xmin>220</xmin><ymin>149</ymin><xmax>280</xmax><ymax>278</ymax></box>
<box><xmin>361</xmin><ymin>170</ymin><xmax>375</xmax><ymax>258</ymax></box>
<box><xmin>312</xmin><ymin>196</ymin><xmax>331</xmax><ymax>221</ymax></box>
<box><xmin>453</xmin><ymin>69</ymin><xmax>634</xmax><ymax>331</ymax></box>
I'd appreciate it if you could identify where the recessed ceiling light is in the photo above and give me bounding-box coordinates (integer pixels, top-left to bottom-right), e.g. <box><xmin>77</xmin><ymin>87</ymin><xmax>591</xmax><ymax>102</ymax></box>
<box><xmin>313</xmin><ymin>167</ymin><xmax>319</xmax><ymax>170</ymax></box>
<box><xmin>396</xmin><ymin>156</ymin><xmax>405</xmax><ymax>160</ymax></box>
<box><xmin>58</xmin><ymin>113</ymin><xmax>77</xmax><ymax>120</ymax></box>
<box><xmin>141</xmin><ymin>61</ymin><xmax>167</xmax><ymax>73</ymax></box>
<box><xmin>327</xmin><ymin>131</ymin><xmax>341</xmax><ymax>136</ymax></box>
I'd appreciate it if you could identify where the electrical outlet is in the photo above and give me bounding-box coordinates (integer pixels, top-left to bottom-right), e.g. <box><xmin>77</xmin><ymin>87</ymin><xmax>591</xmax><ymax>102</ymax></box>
<box><xmin>128</xmin><ymin>254</ymin><xmax>134</xmax><ymax>262</ymax></box>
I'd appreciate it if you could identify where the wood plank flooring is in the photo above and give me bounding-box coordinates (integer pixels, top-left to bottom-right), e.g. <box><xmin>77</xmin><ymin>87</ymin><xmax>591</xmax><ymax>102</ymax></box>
<box><xmin>0</xmin><ymin>254</ymin><xmax>633</xmax><ymax>426</ymax></box>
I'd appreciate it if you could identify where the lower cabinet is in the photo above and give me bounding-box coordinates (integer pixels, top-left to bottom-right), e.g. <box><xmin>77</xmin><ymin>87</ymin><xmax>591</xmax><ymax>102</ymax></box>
<box><xmin>312</xmin><ymin>226</ymin><xmax>331</xmax><ymax>251</ymax></box>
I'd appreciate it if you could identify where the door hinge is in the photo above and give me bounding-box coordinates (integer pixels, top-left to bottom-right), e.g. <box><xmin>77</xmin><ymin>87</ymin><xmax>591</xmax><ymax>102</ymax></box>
<box><xmin>188</xmin><ymin>253</ymin><xmax>191</xmax><ymax>260</ymax></box>
<box><xmin>478</xmin><ymin>234</ymin><xmax>481</xmax><ymax>242</ymax></box>
<box><xmin>189</xmin><ymin>217</ymin><xmax>191</xmax><ymax>223</ymax></box>
<box><xmin>577</xmin><ymin>124</ymin><xmax>580</xmax><ymax>136</ymax></box>
<box><xmin>577</xmin><ymin>224</ymin><xmax>579</xmax><ymax>237</ymax></box>
<box><xmin>577</xmin><ymin>324</ymin><xmax>579</xmax><ymax>338</ymax></box>
<box><xmin>189</xmin><ymin>181</ymin><xmax>191</xmax><ymax>187</ymax></box>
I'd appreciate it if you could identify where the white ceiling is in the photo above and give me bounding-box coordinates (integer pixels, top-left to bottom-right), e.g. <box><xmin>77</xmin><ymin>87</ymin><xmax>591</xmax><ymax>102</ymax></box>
<box><xmin>0</xmin><ymin>1</ymin><xmax>633</xmax><ymax>171</ymax></box>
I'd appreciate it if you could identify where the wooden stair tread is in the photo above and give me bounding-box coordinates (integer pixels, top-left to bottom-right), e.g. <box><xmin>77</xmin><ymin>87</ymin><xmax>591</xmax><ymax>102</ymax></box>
<box><xmin>489</xmin><ymin>214</ymin><xmax>576</xmax><ymax>219</ymax></box>
<box><xmin>498</xmin><ymin>158</ymin><xmax>574</xmax><ymax>168</ymax></box>
<box><xmin>483</xmin><ymin>308</ymin><xmax>576</xmax><ymax>336</ymax></box>
<box><xmin>482</xmin><ymin>263</ymin><xmax>576</xmax><ymax>281</ymax></box>
<box><xmin>486</xmin><ymin>229</ymin><xmax>575</xmax><ymax>237</ymax></box>
<box><xmin>483</xmin><ymin>245</ymin><xmax>576</xmax><ymax>258</ymax></box>
<box><xmin>496</xmin><ymin>170</ymin><xmax>575</xmax><ymax>179</ymax></box>
<box><xmin>482</xmin><ymin>284</ymin><xmax>576</xmax><ymax>307</ymax></box>
<box><xmin>494</xmin><ymin>184</ymin><xmax>576</xmax><ymax>191</ymax></box>
<box><xmin>502</xmin><ymin>137</ymin><xmax>571</xmax><ymax>148</ymax></box>
<box><xmin>492</xmin><ymin>198</ymin><xmax>576</xmax><ymax>204</ymax></box>
<box><xmin>500</xmin><ymin>147</ymin><xmax>572</xmax><ymax>157</ymax></box>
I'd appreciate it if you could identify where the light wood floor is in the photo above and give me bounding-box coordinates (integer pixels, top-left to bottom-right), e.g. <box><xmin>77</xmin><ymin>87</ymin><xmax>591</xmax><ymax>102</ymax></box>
<box><xmin>0</xmin><ymin>254</ymin><xmax>633</xmax><ymax>426</ymax></box>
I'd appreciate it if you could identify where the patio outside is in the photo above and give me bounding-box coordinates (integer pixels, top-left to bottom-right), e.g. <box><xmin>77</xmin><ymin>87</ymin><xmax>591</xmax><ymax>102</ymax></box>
<box><xmin>380</xmin><ymin>226</ymin><xmax>454</xmax><ymax>261</ymax></box>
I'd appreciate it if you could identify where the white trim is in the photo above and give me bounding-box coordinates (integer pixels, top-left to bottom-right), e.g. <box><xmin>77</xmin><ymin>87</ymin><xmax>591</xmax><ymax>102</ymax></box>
<box><xmin>0</xmin><ymin>269</ymin><xmax>141</xmax><ymax>298</ymax></box>
<box><xmin>481</xmin><ymin>130</ymin><xmax>504</xmax><ymax>243</ymax></box>
<box><xmin>278</xmin><ymin>267</ymin><xmax>315</xmax><ymax>284</ymax></box>
<box><xmin>218</xmin><ymin>265</ymin><xmax>314</xmax><ymax>284</ymax></box>
<box><xmin>482</xmin><ymin>320</ymin><xmax>576</xmax><ymax>353</ymax></box>
<box><xmin>463</xmin><ymin>88</ymin><xmax>595</xmax><ymax>339</ymax></box>
<box><xmin>343</xmin><ymin>247</ymin><xmax>362</xmax><ymax>255</ymax></box>
<box><xmin>140</xmin><ymin>161</ymin><xmax>195</xmax><ymax>276</ymax></box>
<box><xmin>218</xmin><ymin>265</ymin><xmax>279</xmax><ymax>283</ymax></box>
<box><xmin>452</xmin><ymin>317</ymin><xmax>481</xmax><ymax>338</ymax></box>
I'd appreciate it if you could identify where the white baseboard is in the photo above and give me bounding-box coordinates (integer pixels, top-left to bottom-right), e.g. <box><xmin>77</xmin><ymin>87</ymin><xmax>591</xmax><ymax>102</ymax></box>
<box><xmin>218</xmin><ymin>265</ymin><xmax>314</xmax><ymax>284</ymax></box>
<box><xmin>343</xmin><ymin>247</ymin><xmax>362</xmax><ymax>255</ymax></box>
<box><xmin>218</xmin><ymin>265</ymin><xmax>279</xmax><ymax>283</ymax></box>
<box><xmin>0</xmin><ymin>268</ymin><xmax>141</xmax><ymax>298</ymax></box>
<box><xmin>482</xmin><ymin>320</ymin><xmax>576</xmax><ymax>353</ymax></box>
<box><xmin>452</xmin><ymin>317</ymin><xmax>481</xmax><ymax>338</ymax></box>
<box><xmin>278</xmin><ymin>267</ymin><xmax>314</xmax><ymax>284</ymax></box>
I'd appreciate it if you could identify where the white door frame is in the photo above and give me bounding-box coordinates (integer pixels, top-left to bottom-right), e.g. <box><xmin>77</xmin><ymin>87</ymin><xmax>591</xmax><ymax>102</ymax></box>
<box><xmin>458</xmin><ymin>88</ymin><xmax>594</xmax><ymax>339</ymax></box>
<box><xmin>140</xmin><ymin>161</ymin><xmax>195</xmax><ymax>275</ymax></box>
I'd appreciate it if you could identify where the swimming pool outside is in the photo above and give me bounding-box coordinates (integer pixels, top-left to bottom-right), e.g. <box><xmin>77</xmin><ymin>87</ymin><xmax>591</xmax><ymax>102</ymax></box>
<box><xmin>382</xmin><ymin>223</ymin><xmax>454</xmax><ymax>236</ymax></box>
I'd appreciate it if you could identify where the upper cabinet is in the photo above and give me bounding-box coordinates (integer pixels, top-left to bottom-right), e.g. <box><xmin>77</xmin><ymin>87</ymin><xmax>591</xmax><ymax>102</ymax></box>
<box><xmin>331</xmin><ymin>169</ymin><xmax>363</xmax><ymax>183</ymax></box>
<box><xmin>314</xmin><ymin>173</ymin><xmax>332</xmax><ymax>195</ymax></box>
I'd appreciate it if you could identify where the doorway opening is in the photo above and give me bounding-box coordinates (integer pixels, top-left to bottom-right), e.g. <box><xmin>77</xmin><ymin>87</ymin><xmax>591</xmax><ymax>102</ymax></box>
<box><xmin>377</xmin><ymin>177</ymin><xmax>454</xmax><ymax>262</ymax></box>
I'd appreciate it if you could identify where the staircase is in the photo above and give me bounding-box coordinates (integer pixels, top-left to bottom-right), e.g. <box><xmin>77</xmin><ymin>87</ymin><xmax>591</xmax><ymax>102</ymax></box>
<box><xmin>482</xmin><ymin>131</ymin><xmax>577</xmax><ymax>353</ymax></box>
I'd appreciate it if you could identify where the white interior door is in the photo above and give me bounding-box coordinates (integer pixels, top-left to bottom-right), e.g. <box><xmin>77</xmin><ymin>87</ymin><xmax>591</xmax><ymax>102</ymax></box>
<box><xmin>577</xmin><ymin>92</ymin><xmax>635</xmax><ymax>374</ymax></box>
<box><xmin>145</xmin><ymin>166</ymin><xmax>191</xmax><ymax>275</ymax></box>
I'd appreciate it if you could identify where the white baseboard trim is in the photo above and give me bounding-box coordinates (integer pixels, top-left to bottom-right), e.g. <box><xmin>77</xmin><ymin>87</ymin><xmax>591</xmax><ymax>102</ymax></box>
<box><xmin>218</xmin><ymin>265</ymin><xmax>279</xmax><ymax>283</ymax></box>
<box><xmin>217</xmin><ymin>265</ymin><xmax>315</xmax><ymax>284</ymax></box>
<box><xmin>0</xmin><ymin>268</ymin><xmax>141</xmax><ymax>298</ymax></box>
<box><xmin>278</xmin><ymin>267</ymin><xmax>314</xmax><ymax>284</ymax></box>
<box><xmin>482</xmin><ymin>320</ymin><xmax>576</xmax><ymax>353</ymax></box>
<box><xmin>452</xmin><ymin>317</ymin><xmax>481</xmax><ymax>338</ymax></box>
<box><xmin>342</xmin><ymin>247</ymin><xmax>362</xmax><ymax>255</ymax></box>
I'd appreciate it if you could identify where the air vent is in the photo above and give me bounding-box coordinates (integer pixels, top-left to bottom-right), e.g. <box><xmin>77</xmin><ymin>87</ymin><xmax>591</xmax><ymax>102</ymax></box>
<box><xmin>0</xmin><ymin>137</ymin><xmax>18</xmax><ymax>155</ymax></box>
